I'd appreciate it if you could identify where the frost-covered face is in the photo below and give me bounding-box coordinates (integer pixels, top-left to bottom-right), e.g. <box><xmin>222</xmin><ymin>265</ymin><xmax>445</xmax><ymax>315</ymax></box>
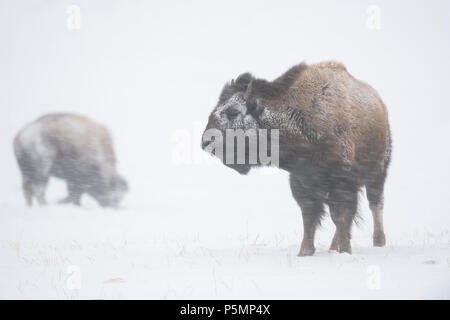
<box><xmin>208</xmin><ymin>92</ymin><xmax>260</xmax><ymax>131</ymax></box>
<box><xmin>202</xmin><ymin>75</ymin><xmax>264</xmax><ymax>175</ymax></box>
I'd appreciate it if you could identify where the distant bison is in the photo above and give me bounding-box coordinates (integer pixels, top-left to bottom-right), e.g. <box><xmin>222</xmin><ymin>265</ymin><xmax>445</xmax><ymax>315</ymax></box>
<box><xmin>14</xmin><ymin>113</ymin><xmax>128</xmax><ymax>207</ymax></box>
<box><xmin>202</xmin><ymin>61</ymin><xmax>392</xmax><ymax>255</ymax></box>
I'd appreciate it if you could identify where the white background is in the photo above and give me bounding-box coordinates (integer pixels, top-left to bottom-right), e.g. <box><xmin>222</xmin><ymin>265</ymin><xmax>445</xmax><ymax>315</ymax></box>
<box><xmin>0</xmin><ymin>0</ymin><xmax>449</xmax><ymax>299</ymax></box>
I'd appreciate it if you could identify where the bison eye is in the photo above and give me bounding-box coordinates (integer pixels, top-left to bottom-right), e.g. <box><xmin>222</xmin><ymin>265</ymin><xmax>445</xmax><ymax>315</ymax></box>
<box><xmin>225</xmin><ymin>107</ymin><xmax>240</xmax><ymax>120</ymax></box>
<box><xmin>246</xmin><ymin>99</ymin><xmax>264</xmax><ymax>119</ymax></box>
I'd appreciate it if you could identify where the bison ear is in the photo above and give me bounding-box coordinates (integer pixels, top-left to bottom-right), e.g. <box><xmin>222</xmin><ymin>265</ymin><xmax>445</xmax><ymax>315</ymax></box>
<box><xmin>235</xmin><ymin>72</ymin><xmax>253</xmax><ymax>89</ymax></box>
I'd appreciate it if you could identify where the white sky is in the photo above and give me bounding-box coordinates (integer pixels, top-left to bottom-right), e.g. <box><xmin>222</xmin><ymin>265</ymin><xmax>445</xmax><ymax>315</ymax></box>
<box><xmin>1</xmin><ymin>0</ymin><xmax>450</xmax><ymax>230</ymax></box>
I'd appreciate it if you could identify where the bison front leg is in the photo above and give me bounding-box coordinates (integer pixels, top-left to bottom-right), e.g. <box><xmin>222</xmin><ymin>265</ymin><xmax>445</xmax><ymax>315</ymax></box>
<box><xmin>329</xmin><ymin>187</ymin><xmax>358</xmax><ymax>254</ymax></box>
<box><xmin>59</xmin><ymin>181</ymin><xmax>82</xmax><ymax>206</ymax></box>
<box><xmin>290</xmin><ymin>175</ymin><xmax>324</xmax><ymax>256</ymax></box>
<box><xmin>21</xmin><ymin>177</ymin><xmax>34</xmax><ymax>206</ymax></box>
<box><xmin>299</xmin><ymin>208</ymin><xmax>323</xmax><ymax>256</ymax></box>
<box><xmin>329</xmin><ymin>231</ymin><xmax>339</xmax><ymax>251</ymax></box>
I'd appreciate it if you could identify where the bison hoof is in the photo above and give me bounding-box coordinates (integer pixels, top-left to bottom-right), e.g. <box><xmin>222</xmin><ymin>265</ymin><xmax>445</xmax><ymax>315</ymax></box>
<box><xmin>373</xmin><ymin>232</ymin><xmax>386</xmax><ymax>247</ymax></box>
<box><xmin>337</xmin><ymin>240</ymin><xmax>352</xmax><ymax>254</ymax></box>
<box><xmin>298</xmin><ymin>247</ymin><xmax>315</xmax><ymax>257</ymax></box>
<box><xmin>338</xmin><ymin>247</ymin><xmax>352</xmax><ymax>254</ymax></box>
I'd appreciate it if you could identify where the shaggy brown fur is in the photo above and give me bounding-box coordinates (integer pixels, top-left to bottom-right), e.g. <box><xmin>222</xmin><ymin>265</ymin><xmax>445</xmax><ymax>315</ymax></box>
<box><xmin>203</xmin><ymin>61</ymin><xmax>391</xmax><ymax>255</ymax></box>
<box><xmin>264</xmin><ymin>61</ymin><xmax>390</xmax><ymax>167</ymax></box>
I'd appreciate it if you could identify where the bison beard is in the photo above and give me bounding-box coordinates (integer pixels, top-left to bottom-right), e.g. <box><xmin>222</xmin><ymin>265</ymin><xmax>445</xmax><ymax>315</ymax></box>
<box><xmin>202</xmin><ymin>61</ymin><xmax>391</xmax><ymax>256</ymax></box>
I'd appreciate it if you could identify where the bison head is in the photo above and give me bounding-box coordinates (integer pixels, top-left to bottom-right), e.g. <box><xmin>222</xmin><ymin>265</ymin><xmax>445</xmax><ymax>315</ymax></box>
<box><xmin>201</xmin><ymin>73</ymin><xmax>268</xmax><ymax>175</ymax></box>
<box><xmin>91</xmin><ymin>173</ymin><xmax>128</xmax><ymax>208</ymax></box>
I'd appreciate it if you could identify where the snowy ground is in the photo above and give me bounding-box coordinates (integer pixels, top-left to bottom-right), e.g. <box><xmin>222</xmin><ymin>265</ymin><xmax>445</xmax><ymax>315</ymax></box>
<box><xmin>1</xmin><ymin>0</ymin><xmax>450</xmax><ymax>299</ymax></box>
<box><xmin>1</xmin><ymin>182</ymin><xmax>449</xmax><ymax>300</ymax></box>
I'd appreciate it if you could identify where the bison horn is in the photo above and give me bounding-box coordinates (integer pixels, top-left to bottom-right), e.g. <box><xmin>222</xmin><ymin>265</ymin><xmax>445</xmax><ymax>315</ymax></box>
<box><xmin>244</xmin><ymin>78</ymin><xmax>253</xmax><ymax>100</ymax></box>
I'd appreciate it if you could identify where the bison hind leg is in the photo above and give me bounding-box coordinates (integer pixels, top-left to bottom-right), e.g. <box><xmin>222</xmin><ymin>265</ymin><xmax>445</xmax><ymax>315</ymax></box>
<box><xmin>22</xmin><ymin>177</ymin><xmax>33</xmax><ymax>206</ymax></box>
<box><xmin>20</xmin><ymin>172</ymin><xmax>48</xmax><ymax>206</ymax></box>
<box><xmin>22</xmin><ymin>178</ymin><xmax>48</xmax><ymax>206</ymax></box>
<box><xmin>366</xmin><ymin>170</ymin><xmax>388</xmax><ymax>247</ymax></box>
<box><xmin>16</xmin><ymin>155</ymin><xmax>36</xmax><ymax>206</ymax></box>
<box><xmin>31</xmin><ymin>177</ymin><xmax>49</xmax><ymax>206</ymax></box>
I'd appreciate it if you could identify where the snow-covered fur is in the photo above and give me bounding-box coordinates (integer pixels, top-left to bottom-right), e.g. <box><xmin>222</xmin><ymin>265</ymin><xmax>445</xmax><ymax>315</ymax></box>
<box><xmin>14</xmin><ymin>113</ymin><xmax>128</xmax><ymax>207</ymax></box>
<box><xmin>202</xmin><ymin>61</ymin><xmax>392</xmax><ymax>255</ymax></box>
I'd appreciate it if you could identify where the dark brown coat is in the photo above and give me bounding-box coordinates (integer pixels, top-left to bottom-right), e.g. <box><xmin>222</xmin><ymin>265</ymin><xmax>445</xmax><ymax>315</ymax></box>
<box><xmin>202</xmin><ymin>61</ymin><xmax>391</xmax><ymax>255</ymax></box>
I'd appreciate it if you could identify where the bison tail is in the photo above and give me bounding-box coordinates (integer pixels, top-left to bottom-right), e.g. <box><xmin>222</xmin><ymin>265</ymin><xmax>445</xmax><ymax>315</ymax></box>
<box><xmin>384</xmin><ymin>124</ymin><xmax>392</xmax><ymax>171</ymax></box>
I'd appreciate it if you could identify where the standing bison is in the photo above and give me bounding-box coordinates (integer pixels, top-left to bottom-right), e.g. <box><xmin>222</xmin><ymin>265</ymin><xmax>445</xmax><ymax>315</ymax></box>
<box><xmin>202</xmin><ymin>61</ymin><xmax>391</xmax><ymax>255</ymax></box>
<box><xmin>14</xmin><ymin>113</ymin><xmax>128</xmax><ymax>208</ymax></box>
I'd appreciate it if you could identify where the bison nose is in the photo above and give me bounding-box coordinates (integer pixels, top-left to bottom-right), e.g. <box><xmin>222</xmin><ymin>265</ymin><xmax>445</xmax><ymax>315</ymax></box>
<box><xmin>201</xmin><ymin>129</ymin><xmax>213</xmax><ymax>149</ymax></box>
<box><xmin>201</xmin><ymin>138</ymin><xmax>210</xmax><ymax>150</ymax></box>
